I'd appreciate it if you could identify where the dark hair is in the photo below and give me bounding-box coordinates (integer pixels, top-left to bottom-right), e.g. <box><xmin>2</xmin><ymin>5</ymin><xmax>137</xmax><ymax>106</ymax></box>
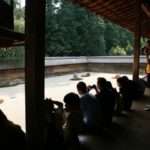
<box><xmin>77</xmin><ymin>81</ymin><xmax>87</xmax><ymax>92</ymax></box>
<box><xmin>122</xmin><ymin>76</ymin><xmax>129</xmax><ymax>82</ymax></box>
<box><xmin>63</xmin><ymin>92</ymin><xmax>80</xmax><ymax>108</ymax></box>
<box><xmin>117</xmin><ymin>77</ymin><xmax>124</xmax><ymax>83</ymax></box>
<box><xmin>106</xmin><ymin>81</ymin><xmax>113</xmax><ymax>89</ymax></box>
<box><xmin>97</xmin><ymin>77</ymin><xmax>107</xmax><ymax>88</ymax></box>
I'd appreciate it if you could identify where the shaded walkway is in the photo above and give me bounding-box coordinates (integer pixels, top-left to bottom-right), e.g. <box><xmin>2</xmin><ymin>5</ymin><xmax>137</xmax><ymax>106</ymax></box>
<box><xmin>79</xmin><ymin>94</ymin><xmax>150</xmax><ymax>150</ymax></box>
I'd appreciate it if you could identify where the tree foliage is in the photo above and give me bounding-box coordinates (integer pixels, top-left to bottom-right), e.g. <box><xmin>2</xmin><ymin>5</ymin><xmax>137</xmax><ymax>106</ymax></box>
<box><xmin>104</xmin><ymin>21</ymin><xmax>134</xmax><ymax>55</ymax></box>
<box><xmin>45</xmin><ymin>0</ymin><xmax>135</xmax><ymax>56</ymax></box>
<box><xmin>109</xmin><ymin>46</ymin><xmax>127</xmax><ymax>56</ymax></box>
<box><xmin>46</xmin><ymin>0</ymin><xmax>106</xmax><ymax>56</ymax></box>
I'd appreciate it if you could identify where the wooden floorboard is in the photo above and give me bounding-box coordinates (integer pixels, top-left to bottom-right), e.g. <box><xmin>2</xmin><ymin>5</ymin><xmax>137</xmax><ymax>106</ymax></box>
<box><xmin>79</xmin><ymin>93</ymin><xmax>150</xmax><ymax>150</ymax></box>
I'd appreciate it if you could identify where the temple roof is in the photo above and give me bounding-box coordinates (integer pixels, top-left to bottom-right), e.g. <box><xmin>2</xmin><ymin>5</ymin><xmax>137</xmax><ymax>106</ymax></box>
<box><xmin>68</xmin><ymin>0</ymin><xmax>150</xmax><ymax>38</ymax></box>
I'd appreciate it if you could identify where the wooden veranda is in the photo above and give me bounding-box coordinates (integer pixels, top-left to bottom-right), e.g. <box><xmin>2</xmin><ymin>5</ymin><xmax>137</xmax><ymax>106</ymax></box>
<box><xmin>24</xmin><ymin>0</ymin><xmax>150</xmax><ymax>149</ymax></box>
<box><xmin>1</xmin><ymin>0</ymin><xmax>150</xmax><ymax>150</ymax></box>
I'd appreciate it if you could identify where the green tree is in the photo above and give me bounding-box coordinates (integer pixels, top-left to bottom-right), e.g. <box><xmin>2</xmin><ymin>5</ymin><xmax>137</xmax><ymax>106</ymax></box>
<box><xmin>14</xmin><ymin>0</ymin><xmax>25</xmax><ymax>32</ymax></box>
<box><xmin>104</xmin><ymin>20</ymin><xmax>134</xmax><ymax>56</ymax></box>
<box><xmin>45</xmin><ymin>0</ymin><xmax>106</xmax><ymax>56</ymax></box>
<box><xmin>109</xmin><ymin>46</ymin><xmax>127</xmax><ymax>56</ymax></box>
<box><xmin>45</xmin><ymin>0</ymin><xmax>62</xmax><ymax>56</ymax></box>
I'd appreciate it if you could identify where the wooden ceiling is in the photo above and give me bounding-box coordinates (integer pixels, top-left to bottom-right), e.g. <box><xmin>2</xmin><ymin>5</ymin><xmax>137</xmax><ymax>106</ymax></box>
<box><xmin>68</xmin><ymin>0</ymin><xmax>150</xmax><ymax>38</ymax></box>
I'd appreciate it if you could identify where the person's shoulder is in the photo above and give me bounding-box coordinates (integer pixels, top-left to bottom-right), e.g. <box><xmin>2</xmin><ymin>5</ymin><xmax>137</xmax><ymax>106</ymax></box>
<box><xmin>81</xmin><ymin>93</ymin><xmax>90</xmax><ymax>99</ymax></box>
<box><xmin>86</xmin><ymin>93</ymin><xmax>97</xmax><ymax>100</ymax></box>
<box><xmin>87</xmin><ymin>92</ymin><xmax>94</xmax><ymax>96</ymax></box>
<box><xmin>8</xmin><ymin>121</ymin><xmax>25</xmax><ymax>134</ymax></box>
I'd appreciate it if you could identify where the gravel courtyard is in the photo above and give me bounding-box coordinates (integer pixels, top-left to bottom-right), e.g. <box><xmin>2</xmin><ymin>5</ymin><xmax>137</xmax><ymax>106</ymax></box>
<box><xmin>0</xmin><ymin>72</ymin><xmax>142</xmax><ymax>131</ymax></box>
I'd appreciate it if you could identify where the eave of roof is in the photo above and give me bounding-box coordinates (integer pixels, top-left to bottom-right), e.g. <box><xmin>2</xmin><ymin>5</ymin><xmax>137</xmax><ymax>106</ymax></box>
<box><xmin>0</xmin><ymin>26</ymin><xmax>24</xmax><ymax>48</ymax></box>
<box><xmin>68</xmin><ymin>0</ymin><xmax>150</xmax><ymax>38</ymax></box>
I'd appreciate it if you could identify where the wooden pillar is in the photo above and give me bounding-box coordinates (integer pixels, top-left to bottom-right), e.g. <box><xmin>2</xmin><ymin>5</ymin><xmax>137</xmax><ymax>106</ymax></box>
<box><xmin>133</xmin><ymin>0</ymin><xmax>141</xmax><ymax>81</ymax></box>
<box><xmin>10</xmin><ymin>0</ymin><xmax>14</xmax><ymax>29</ymax></box>
<box><xmin>25</xmin><ymin>0</ymin><xmax>45</xmax><ymax>149</ymax></box>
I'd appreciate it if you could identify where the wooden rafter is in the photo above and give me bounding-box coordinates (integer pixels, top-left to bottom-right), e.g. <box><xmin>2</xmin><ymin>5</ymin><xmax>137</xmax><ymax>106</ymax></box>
<box><xmin>0</xmin><ymin>26</ymin><xmax>24</xmax><ymax>48</ymax></box>
<box><xmin>68</xmin><ymin>0</ymin><xmax>150</xmax><ymax>38</ymax></box>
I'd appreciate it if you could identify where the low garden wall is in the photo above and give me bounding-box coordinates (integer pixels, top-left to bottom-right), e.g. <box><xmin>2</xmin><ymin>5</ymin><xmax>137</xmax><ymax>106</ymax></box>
<box><xmin>0</xmin><ymin>56</ymin><xmax>147</xmax><ymax>86</ymax></box>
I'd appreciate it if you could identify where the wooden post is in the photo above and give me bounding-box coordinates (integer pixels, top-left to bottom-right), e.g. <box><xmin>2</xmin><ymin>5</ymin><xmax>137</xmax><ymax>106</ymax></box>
<box><xmin>25</xmin><ymin>0</ymin><xmax>45</xmax><ymax>149</ymax></box>
<box><xmin>10</xmin><ymin>0</ymin><xmax>14</xmax><ymax>29</ymax></box>
<box><xmin>133</xmin><ymin>0</ymin><xmax>141</xmax><ymax>81</ymax></box>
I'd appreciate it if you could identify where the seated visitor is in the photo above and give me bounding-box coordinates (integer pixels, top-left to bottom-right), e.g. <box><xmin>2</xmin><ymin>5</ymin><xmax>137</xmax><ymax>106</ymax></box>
<box><xmin>77</xmin><ymin>81</ymin><xmax>102</xmax><ymax>130</ymax></box>
<box><xmin>0</xmin><ymin>109</ymin><xmax>26</xmax><ymax>150</ymax></box>
<box><xmin>117</xmin><ymin>76</ymin><xmax>134</xmax><ymax>111</ymax></box>
<box><xmin>134</xmin><ymin>78</ymin><xmax>146</xmax><ymax>97</ymax></box>
<box><xmin>122</xmin><ymin>76</ymin><xmax>139</xmax><ymax>99</ymax></box>
<box><xmin>95</xmin><ymin>77</ymin><xmax>116</xmax><ymax>126</ymax></box>
<box><xmin>63</xmin><ymin>92</ymin><xmax>83</xmax><ymax>150</ymax></box>
<box><xmin>44</xmin><ymin>98</ymin><xmax>66</xmax><ymax>150</ymax></box>
<box><xmin>106</xmin><ymin>81</ymin><xmax>123</xmax><ymax>116</ymax></box>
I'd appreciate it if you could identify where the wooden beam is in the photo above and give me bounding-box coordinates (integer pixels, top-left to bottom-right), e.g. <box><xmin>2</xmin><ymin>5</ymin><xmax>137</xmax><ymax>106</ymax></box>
<box><xmin>96</xmin><ymin>8</ymin><xmax>134</xmax><ymax>19</ymax></box>
<box><xmin>0</xmin><ymin>42</ymin><xmax>24</xmax><ymax>48</ymax></box>
<box><xmin>110</xmin><ymin>11</ymin><xmax>134</xmax><ymax>21</ymax></box>
<box><xmin>10</xmin><ymin>0</ymin><xmax>14</xmax><ymax>29</ymax></box>
<box><xmin>92</xmin><ymin>0</ymin><xmax>133</xmax><ymax>16</ymax></box>
<box><xmin>0</xmin><ymin>26</ymin><xmax>24</xmax><ymax>40</ymax></box>
<box><xmin>25</xmin><ymin>0</ymin><xmax>46</xmax><ymax>149</ymax></box>
<box><xmin>142</xmin><ymin>2</ymin><xmax>150</xmax><ymax>17</ymax></box>
<box><xmin>133</xmin><ymin>0</ymin><xmax>141</xmax><ymax>81</ymax></box>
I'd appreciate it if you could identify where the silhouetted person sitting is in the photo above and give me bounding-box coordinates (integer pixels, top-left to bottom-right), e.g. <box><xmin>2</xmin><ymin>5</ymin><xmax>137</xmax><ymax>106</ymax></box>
<box><xmin>44</xmin><ymin>98</ymin><xmax>67</xmax><ymax>150</ymax></box>
<box><xmin>63</xmin><ymin>92</ymin><xmax>83</xmax><ymax>150</ymax></box>
<box><xmin>0</xmin><ymin>109</ymin><xmax>26</xmax><ymax>150</ymax></box>
<box><xmin>95</xmin><ymin>77</ymin><xmax>116</xmax><ymax>127</ymax></box>
<box><xmin>77</xmin><ymin>81</ymin><xmax>102</xmax><ymax>130</ymax></box>
<box><xmin>134</xmin><ymin>78</ymin><xmax>146</xmax><ymax>97</ymax></box>
<box><xmin>123</xmin><ymin>76</ymin><xmax>139</xmax><ymax>99</ymax></box>
<box><xmin>106</xmin><ymin>81</ymin><xmax>123</xmax><ymax>116</ymax></box>
<box><xmin>117</xmin><ymin>76</ymin><xmax>135</xmax><ymax>111</ymax></box>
